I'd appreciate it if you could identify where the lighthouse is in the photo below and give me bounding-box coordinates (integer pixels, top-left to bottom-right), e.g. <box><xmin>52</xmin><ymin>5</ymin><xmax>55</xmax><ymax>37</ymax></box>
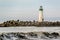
<box><xmin>38</xmin><ymin>6</ymin><xmax>44</xmax><ymax>22</ymax></box>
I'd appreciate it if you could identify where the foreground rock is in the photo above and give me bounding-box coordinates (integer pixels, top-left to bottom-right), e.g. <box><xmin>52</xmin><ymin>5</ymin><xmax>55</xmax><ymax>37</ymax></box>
<box><xmin>42</xmin><ymin>32</ymin><xmax>59</xmax><ymax>38</ymax></box>
<box><xmin>0</xmin><ymin>32</ymin><xmax>60</xmax><ymax>40</ymax></box>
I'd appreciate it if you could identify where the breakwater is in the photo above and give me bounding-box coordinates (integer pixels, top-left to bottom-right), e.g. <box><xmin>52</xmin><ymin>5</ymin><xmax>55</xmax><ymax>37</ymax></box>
<box><xmin>0</xmin><ymin>20</ymin><xmax>60</xmax><ymax>27</ymax></box>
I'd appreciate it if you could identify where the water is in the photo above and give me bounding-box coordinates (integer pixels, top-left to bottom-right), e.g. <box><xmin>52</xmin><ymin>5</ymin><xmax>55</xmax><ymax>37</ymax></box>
<box><xmin>0</xmin><ymin>26</ymin><xmax>60</xmax><ymax>40</ymax></box>
<box><xmin>0</xmin><ymin>27</ymin><xmax>60</xmax><ymax>33</ymax></box>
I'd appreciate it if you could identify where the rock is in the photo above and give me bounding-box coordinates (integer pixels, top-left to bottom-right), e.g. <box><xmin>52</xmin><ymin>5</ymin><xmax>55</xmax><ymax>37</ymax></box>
<box><xmin>42</xmin><ymin>32</ymin><xmax>50</xmax><ymax>37</ymax></box>
<box><xmin>17</xmin><ymin>33</ymin><xmax>27</xmax><ymax>39</ymax></box>
<box><xmin>51</xmin><ymin>32</ymin><xmax>59</xmax><ymax>38</ymax></box>
<box><xmin>28</xmin><ymin>32</ymin><xmax>38</xmax><ymax>38</ymax></box>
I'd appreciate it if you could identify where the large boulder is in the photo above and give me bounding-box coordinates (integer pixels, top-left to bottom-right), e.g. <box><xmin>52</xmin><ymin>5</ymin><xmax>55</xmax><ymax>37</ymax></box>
<box><xmin>16</xmin><ymin>33</ymin><xmax>27</xmax><ymax>39</ymax></box>
<box><xmin>28</xmin><ymin>32</ymin><xmax>38</xmax><ymax>38</ymax></box>
<box><xmin>43</xmin><ymin>32</ymin><xmax>50</xmax><ymax>37</ymax></box>
<box><xmin>51</xmin><ymin>32</ymin><xmax>59</xmax><ymax>38</ymax></box>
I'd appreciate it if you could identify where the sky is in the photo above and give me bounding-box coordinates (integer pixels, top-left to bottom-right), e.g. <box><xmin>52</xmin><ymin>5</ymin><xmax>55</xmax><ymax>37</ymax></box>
<box><xmin>0</xmin><ymin>0</ymin><xmax>60</xmax><ymax>22</ymax></box>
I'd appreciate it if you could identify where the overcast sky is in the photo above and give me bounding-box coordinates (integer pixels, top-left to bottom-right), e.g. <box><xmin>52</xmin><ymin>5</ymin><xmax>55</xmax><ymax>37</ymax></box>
<box><xmin>0</xmin><ymin>0</ymin><xmax>60</xmax><ymax>22</ymax></box>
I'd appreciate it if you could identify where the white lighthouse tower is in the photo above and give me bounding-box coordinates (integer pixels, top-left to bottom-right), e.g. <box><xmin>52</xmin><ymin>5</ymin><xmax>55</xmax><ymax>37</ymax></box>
<box><xmin>38</xmin><ymin>6</ymin><xmax>44</xmax><ymax>22</ymax></box>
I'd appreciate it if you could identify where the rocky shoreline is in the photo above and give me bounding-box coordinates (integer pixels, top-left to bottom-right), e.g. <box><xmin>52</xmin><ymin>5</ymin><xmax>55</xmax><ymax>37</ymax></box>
<box><xmin>0</xmin><ymin>32</ymin><xmax>60</xmax><ymax>40</ymax></box>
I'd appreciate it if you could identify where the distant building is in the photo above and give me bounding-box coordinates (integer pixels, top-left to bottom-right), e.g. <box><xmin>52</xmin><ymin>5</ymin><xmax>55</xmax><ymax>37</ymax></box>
<box><xmin>38</xmin><ymin>6</ymin><xmax>44</xmax><ymax>22</ymax></box>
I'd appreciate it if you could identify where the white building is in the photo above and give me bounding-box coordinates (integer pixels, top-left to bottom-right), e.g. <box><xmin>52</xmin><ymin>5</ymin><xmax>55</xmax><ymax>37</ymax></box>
<box><xmin>38</xmin><ymin>6</ymin><xmax>44</xmax><ymax>22</ymax></box>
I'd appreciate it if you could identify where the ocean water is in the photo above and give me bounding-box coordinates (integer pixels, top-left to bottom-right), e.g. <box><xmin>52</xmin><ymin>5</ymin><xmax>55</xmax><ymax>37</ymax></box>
<box><xmin>0</xmin><ymin>26</ymin><xmax>60</xmax><ymax>33</ymax></box>
<box><xmin>0</xmin><ymin>26</ymin><xmax>60</xmax><ymax>40</ymax></box>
